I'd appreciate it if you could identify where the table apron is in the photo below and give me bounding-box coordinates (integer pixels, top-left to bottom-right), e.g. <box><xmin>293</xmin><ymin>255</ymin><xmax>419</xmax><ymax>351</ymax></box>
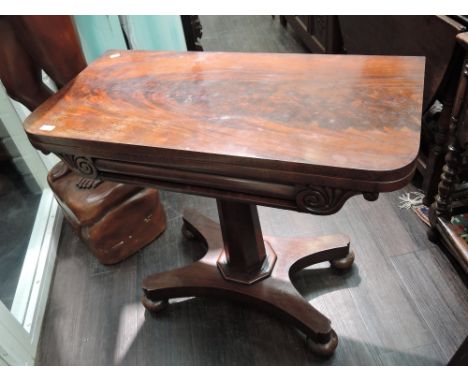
<box><xmin>89</xmin><ymin>157</ymin><xmax>382</xmax><ymax>215</ymax></box>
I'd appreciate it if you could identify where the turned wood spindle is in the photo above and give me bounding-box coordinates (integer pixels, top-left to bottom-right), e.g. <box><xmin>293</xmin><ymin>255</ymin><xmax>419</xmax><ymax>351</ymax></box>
<box><xmin>435</xmin><ymin>61</ymin><xmax>468</xmax><ymax>218</ymax></box>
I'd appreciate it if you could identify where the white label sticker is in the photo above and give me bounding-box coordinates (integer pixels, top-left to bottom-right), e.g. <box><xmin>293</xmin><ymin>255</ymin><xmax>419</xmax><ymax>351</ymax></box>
<box><xmin>39</xmin><ymin>124</ymin><xmax>55</xmax><ymax>131</ymax></box>
<box><xmin>109</xmin><ymin>53</ymin><xmax>121</xmax><ymax>59</ymax></box>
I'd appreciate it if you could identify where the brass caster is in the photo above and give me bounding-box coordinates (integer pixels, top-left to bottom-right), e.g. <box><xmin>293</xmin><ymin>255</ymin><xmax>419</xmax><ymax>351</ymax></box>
<box><xmin>330</xmin><ymin>250</ymin><xmax>355</xmax><ymax>270</ymax></box>
<box><xmin>181</xmin><ymin>222</ymin><xmax>196</xmax><ymax>240</ymax></box>
<box><xmin>141</xmin><ymin>295</ymin><xmax>169</xmax><ymax>313</ymax></box>
<box><xmin>305</xmin><ymin>329</ymin><xmax>338</xmax><ymax>357</ymax></box>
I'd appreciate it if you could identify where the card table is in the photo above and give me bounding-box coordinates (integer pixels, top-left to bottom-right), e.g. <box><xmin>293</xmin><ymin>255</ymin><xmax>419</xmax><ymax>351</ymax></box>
<box><xmin>24</xmin><ymin>50</ymin><xmax>424</xmax><ymax>356</ymax></box>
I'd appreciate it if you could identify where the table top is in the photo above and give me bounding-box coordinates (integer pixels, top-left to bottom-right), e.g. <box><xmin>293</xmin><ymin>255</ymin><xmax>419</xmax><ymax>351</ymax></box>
<box><xmin>25</xmin><ymin>50</ymin><xmax>424</xmax><ymax>192</ymax></box>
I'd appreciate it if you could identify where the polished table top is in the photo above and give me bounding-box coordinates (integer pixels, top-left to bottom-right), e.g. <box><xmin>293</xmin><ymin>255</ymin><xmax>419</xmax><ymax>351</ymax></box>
<box><xmin>25</xmin><ymin>50</ymin><xmax>424</xmax><ymax>212</ymax></box>
<box><xmin>26</xmin><ymin>50</ymin><xmax>424</xmax><ymax>179</ymax></box>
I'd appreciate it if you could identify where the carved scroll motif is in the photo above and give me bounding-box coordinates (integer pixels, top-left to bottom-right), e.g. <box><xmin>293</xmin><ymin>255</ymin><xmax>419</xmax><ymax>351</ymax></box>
<box><xmin>57</xmin><ymin>154</ymin><xmax>98</xmax><ymax>179</ymax></box>
<box><xmin>296</xmin><ymin>186</ymin><xmax>360</xmax><ymax>215</ymax></box>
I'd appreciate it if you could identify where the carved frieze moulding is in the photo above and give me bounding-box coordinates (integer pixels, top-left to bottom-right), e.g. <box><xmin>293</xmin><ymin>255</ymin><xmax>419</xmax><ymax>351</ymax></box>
<box><xmin>296</xmin><ymin>185</ymin><xmax>379</xmax><ymax>215</ymax></box>
<box><xmin>53</xmin><ymin>153</ymin><xmax>380</xmax><ymax>214</ymax></box>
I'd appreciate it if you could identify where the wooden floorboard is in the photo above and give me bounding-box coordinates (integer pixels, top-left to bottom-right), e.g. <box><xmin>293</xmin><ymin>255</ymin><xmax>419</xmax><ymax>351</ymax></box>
<box><xmin>35</xmin><ymin>16</ymin><xmax>467</xmax><ymax>366</ymax></box>
<box><xmin>392</xmin><ymin>247</ymin><xmax>468</xmax><ymax>362</ymax></box>
<box><xmin>339</xmin><ymin>198</ymin><xmax>438</xmax><ymax>353</ymax></box>
<box><xmin>379</xmin><ymin>343</ymin><xmax>446</xmax><ymax>366</ymax></box>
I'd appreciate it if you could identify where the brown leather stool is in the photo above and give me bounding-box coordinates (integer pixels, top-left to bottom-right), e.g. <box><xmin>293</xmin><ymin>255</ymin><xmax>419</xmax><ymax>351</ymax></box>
<box><xmin>48</xmin><ymin>161</ymin><xmax>166</xmax><ymax>265</ymax></box>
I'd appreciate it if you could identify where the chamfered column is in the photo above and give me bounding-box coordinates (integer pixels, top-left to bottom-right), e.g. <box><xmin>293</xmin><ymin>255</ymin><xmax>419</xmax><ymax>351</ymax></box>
<box><xmin>216</xmin><ymin>199</ymin><xmax>266</xmax><ymax>270</ymax></box>
<box><xmin>215</xmin><ymin>200</ymin><xmax>277</xmax><ymax>285</ymax></box>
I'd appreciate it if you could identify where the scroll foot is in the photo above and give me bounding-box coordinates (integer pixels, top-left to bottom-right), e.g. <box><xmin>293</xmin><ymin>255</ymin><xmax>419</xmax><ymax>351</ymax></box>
<box><xmin>330</xmin><ymin>250</ymin><xmax>355</xmax><ymax>270</ymax></box>
<box><xmin>306</xmin><ymin>329</ymin><xmax>338</xmax><ymax>357</ymax></box>
<box><xmin>141</xmin><ymin>295</ymin><xmax>169</xmax><ymax>313</ymax></box>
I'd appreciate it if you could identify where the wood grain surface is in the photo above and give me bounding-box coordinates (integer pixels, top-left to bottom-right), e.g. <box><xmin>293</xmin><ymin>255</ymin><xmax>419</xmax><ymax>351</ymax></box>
<box><xmin>25</xmin><ymin>50</ymin><xmax>424</xmax><ymax>182</ymax></box>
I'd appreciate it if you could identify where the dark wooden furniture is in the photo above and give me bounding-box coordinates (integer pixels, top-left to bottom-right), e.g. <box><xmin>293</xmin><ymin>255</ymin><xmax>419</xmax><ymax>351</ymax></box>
<box><xmin>0</xmin><ymin>15</ymin><xmax>86</xmax><ymax>110</ymax></box>
<box><xmin>23</xmin><ymin>50</ymin><xmax>424</xmax><ymax>356</ymax></box>
<box><xmin>337</xmin><ymin>16</ymin><xmax>467</xmax><ymax>206</ymax></box>
<box><xmin>448</xmin><ymin>335</ymin><xmax>468</xmax><ymax>365</ymax></box>
<box><xmin>47</xmin><ymin>161</ymin><xmax>166</xmax><ymax>265</ymax></box>
<box><xmin>429</xmin><ymin>33</ymin><xmax>468</xmax><ymax>274</ymax></box>
<box><xmin>279</xmin><ymin>16</ymin><xmax>342</xmax><ymax>54</ymax></box>
<box><xmin>0</xmin><ymin>16</ymin><xmax>167</xmax><ymax>264</ymax></box>
<box><xmin>181</xmin><ymin>16</ymin><xmax>203</xmax><ymax>51</ymax></box>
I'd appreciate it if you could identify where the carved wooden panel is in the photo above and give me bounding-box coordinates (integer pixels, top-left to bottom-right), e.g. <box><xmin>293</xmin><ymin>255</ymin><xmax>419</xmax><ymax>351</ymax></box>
<box><xmin>282</xmin><ymin>16</ymin><xmax>343</xmax><ymax>54</ymax></box>
<box><xmin>295</xmin><ymin>186</ymin><xmax>360</xmax><ymax>215</ymax></box>
<box><xmin>57</xmin><ymin>154</ymin><xmax>98</xmax><ymax>179</ymax></box>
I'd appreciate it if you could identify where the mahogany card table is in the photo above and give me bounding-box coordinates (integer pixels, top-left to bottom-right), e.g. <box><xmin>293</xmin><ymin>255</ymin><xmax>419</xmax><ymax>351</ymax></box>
<box><xmin>24</xmin><ymin>50</ymin><xmax>424</xmax><ymax>357</ymax></box>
